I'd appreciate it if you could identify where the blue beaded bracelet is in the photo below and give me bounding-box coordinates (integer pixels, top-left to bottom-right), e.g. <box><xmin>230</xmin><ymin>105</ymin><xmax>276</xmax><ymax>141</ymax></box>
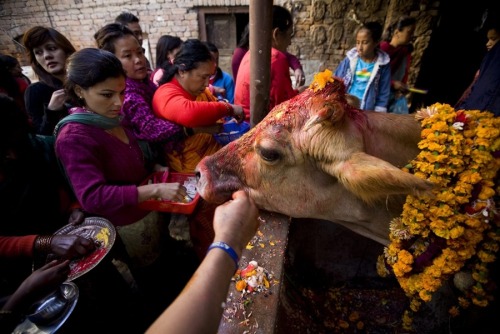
<box><xmin>207</xmin><ymin>241</ymin><xmax>239</xmax><ymax>270</ymax></box>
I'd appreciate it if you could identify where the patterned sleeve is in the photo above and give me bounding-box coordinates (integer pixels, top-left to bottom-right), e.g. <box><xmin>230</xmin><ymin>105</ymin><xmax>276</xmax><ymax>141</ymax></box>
<box><xmin>122</xmin><ymin>81</ymin><xmax>182</xmax><ymax>142</ymax></box>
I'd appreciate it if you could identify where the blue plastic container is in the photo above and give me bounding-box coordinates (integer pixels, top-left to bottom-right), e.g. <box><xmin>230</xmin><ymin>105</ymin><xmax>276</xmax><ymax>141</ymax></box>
<box><xmin>214</xmin><ymin>119</ymin><xmax>250</xmax><ymax>146</ymax></box>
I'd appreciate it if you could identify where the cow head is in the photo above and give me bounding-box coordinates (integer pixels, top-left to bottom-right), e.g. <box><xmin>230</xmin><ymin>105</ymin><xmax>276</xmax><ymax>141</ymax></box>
<box><xmin>196</xmin><ymin>77</ymin><xmax>433</xmax><ymax>244</ymax></box>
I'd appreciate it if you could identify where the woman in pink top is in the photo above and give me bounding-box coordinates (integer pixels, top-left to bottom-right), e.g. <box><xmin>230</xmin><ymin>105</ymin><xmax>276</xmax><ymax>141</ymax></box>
<box><xmin>151</xmin><ymin>35</ymin><xmax>183</xmax><ymax>86</ymax></box>
<box><xmin>234</xmin><ymin>5</ymin><xmax>306</xmax><ymax>124</ymax></box>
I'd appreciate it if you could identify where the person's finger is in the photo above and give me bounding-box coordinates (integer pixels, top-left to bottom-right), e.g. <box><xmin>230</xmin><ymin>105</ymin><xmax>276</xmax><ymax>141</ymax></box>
<box><xmin>231</xmin><ymin>190</ymin><xmax>247</xmax><ymax>200</ymax></box>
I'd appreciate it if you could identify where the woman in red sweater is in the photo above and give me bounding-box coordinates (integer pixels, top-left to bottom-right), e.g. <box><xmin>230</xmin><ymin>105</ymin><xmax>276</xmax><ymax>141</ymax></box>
<box><xmin>152</xmin><ymin>38</ymin><xmax>244</xmax><ymax>173</ymax></box>
<box><xmin>152</xmin><ymin>40</ymin><xmax>245</xmax><ymax>260</ymax></box>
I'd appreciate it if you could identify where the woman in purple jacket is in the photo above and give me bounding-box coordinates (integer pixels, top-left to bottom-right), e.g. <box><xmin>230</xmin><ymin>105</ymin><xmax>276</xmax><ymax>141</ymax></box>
<box><xmin>94</xmin><ymin>23</ymin><xmax>183</xmax><ymax>164</ymax></box>
<box><xmin>55</xmin><ymin>49</ymin><xmax>188</xmax><ymax>297</ymax></box>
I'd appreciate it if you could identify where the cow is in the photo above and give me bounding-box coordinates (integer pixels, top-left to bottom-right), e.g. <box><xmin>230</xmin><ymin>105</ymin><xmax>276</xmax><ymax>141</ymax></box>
<box><xmin>195</xmin><ymin>77</ymin><xmax>434</xmax><ymax>245</ymax></box>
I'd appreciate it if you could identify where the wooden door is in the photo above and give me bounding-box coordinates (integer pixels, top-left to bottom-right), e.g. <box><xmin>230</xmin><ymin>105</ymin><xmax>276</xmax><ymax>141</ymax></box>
<box><xmin>205</xmin><ymin>14</ymin><xmax>237</xmax><ymax>76</ymax></box>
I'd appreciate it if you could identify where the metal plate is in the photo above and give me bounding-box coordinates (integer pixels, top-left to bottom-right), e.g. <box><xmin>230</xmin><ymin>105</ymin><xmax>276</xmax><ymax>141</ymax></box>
<box><xmin>52</xmin><ymin>217</ymin><xmax>116</xmax><ymax>281</ymax></box>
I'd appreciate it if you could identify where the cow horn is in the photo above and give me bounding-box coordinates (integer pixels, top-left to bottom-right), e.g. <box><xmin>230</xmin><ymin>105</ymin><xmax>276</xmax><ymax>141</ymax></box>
<box><xmin>304</xmin><ymin>98</ymin><xmax>345</xmax><ymax>131</ymax></box>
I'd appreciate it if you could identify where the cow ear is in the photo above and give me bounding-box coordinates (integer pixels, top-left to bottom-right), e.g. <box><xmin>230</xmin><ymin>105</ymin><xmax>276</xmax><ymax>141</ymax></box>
<box><xmin>304</xmin><ymin>96</ymin><xmax>345</xmax><ymax>130</ymax></box>
<box><xmin>322</xmin><ymin>152</ymin><xmax>434</xmax><ymax>203</ymax></box>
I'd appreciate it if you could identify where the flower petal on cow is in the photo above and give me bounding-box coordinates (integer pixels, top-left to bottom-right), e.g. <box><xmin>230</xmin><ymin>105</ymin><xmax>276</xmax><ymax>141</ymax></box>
<box><xmin>381</xmin><ymin>103</ymin><xmax>500</xmax><ymax>329</ymax></box>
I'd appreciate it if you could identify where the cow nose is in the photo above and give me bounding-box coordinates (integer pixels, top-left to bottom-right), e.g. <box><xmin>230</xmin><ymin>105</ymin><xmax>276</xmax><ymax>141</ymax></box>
<box><xmin>195</xmin><ymin>171</ymin><xmax>201</xmax><ymax>181</ymax></box>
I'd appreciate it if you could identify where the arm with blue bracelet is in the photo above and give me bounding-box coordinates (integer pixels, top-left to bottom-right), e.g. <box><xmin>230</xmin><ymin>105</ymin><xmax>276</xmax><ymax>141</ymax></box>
<box><xmin>207</xmin><ymin>241</ymin><xmax>239</xmax><ymax>270</ymax></box>
<box><xmin>146</xmin><ymin>190</ymin><xmax>259</xmax><ymax>334</ymax></box>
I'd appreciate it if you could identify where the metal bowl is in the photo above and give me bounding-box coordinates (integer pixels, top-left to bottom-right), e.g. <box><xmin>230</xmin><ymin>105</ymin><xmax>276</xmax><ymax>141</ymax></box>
<box><xmin>27</xmin><ymin>282</ymin><xmax>79</xmax><ymax>326</ymax></box>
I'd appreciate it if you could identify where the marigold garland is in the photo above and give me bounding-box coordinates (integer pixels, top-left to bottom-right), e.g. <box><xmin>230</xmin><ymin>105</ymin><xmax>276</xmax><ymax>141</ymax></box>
<box><xmin>379</xmin><ymin>103</ymin><xmax>500</xmax><ymax>329</ymax></box>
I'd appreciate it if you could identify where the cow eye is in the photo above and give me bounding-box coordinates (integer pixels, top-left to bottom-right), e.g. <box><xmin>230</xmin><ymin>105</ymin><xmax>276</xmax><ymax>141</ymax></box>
<box><xmin>258</xmin><ymin>147</ymin><xmax>281</xmax><ymax>163</ymax></box>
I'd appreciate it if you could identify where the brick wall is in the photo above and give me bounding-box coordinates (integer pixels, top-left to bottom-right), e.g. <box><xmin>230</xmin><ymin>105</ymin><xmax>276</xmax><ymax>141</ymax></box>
<box><xmin>0</xmin><ymin>0</ymin><xmax>437</xmax><ymax>87</ymax></box>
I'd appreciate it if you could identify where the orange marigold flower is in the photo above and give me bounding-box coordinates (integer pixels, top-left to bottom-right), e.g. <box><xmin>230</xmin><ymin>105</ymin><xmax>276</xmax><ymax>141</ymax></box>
<box><xmin>472</xmin><ymin>297</ymin><xmax>489</xmax><ymax>307</ymax></box>
<box><xmin>309</xmin><ymin>69</ymin><xmax>334</xmax><ymax>92</ymax></box>
<box><xmin>348</xmin><ymin>311</ymin><xmax>360</xmax><ymax>322</ymax></box>
<box><xmin>338</xmin><ymin>320</ymin><xmax>349</xmax><ymax>329</ymax></box>
<box><xmin>235</xmin><ymin>279</ymin><xmax>247</xmax><ymax>291</ymax></box>
<box><xmin>458</xmin><ymin>296</ymin><xmax>470</xmax><ymax>308</ymax></box>
<box><xmin>419</xmin><ymin>289</ymin><xmax>433</xmax><ymax>302</ymax></box>
<box><xmin>448</xmin><ymin>306</ymin><xmax>460</xmax><ymax>317</ymax></box>
<box><xmin>478</xmin><ymin>186</ymin><xmax>495</xmax><ymax>200</ymax></box>
<box><xmin>477</xmin><ymin>250</ymin><xmax>496</xmax><ymax>263</ymax></box>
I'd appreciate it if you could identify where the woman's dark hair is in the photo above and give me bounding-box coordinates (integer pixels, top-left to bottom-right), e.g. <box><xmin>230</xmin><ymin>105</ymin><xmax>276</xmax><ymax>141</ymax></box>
<box><xmin>236</xmin><ymin>7</ymin><xmax>291</xmax><ymax>51</ymax></box>
<box><xmin>94</xmin><ymin>23</ymin><xmax>137</xmax><ymax>53</ymax></box>
<box><xmin>22</xmin><ymin>26</ymin><xmax>76</xmax><ymax>88</ymax></box>
<box><xmin>156</xmin><ymin>35</ymin><xmax>183</xmax><ymax>69</ymax></box>
<box><xmin>115</xmin><ymin>12</ymin><xmax>140</xmax><ymax>25</ymax></box>
<box><xmin>204</xmin><ymin>41</ymin><xmax>219</xmax><ymax>54</ymax></box>
<box><xmin>65</xmin><ymin>48</ymin><xmax>126</xmax><ymax>107</ymax></box>
<box><xmin>158</xmin><ymin>39</ymin><xmax>213</xmax><ymax>86</ymax></box>
<box><xmin>0</xmin><ymin>55</ymin><xmax>21</xmax><ymax>98</ymax></box>
<box><xmin>357</xmin><ymin>21</ymin><xmax>384</xmax><ymax>43</ymax></box>
<box><xmin>383</xmin><ymin>16</ymin><xmax>416</xmax><ymax>41</ymax></box>
<box><xmin>272</xmin><ymin>5</ymin><xmax>293</xmax><ymax>32</ymax></box>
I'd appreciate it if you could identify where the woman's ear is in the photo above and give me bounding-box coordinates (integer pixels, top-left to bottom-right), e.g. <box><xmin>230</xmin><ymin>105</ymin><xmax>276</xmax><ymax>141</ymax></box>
<box><xmin>74</xmin><ymin>85</ymin><xmax>83</xmax><ymax>99</ymax></box>
<box><xmin>74</xmin><ymin>85</ymin><xmax>82</xmax><ymax>97</ymax></box>
<box><xmin>271</xmin><ymin>28</ymin><xmax>280</xmax><ymax>45</ymax></box>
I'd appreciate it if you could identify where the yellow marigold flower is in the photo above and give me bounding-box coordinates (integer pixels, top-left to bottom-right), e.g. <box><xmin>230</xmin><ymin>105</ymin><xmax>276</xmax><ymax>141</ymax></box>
<box><xmin>463</xmin><ymin>129</ymin><xmax>475</xmax><ymax>138</ymax></box>
<box><xmin>472</xmin><ymin>284</ymin><xmax>486</xmax><ymax>296</ymax></box>
<box><xmin>338</xmin><ymin>320</ymin><xmax>349</xmax><ymax>329</ymax></box>
<box><xmin>433</xmin><ymin>228</ymin><xmax>450</xmax><ymax>239</ymax></box>
<box><xmin>464</xmin><ymin>229</ymin><xmax>486</xmax><ymax>244</ymax></box>
<box><xmin>421</xmin><ymin>128</ymin><xmax>434</xmax><ymax>139</ymax></box>
<box><xmin>419</xmin><ymin>289</ymin><xmax>433</xmax><ymax>302</ymax></box>
<box><xmin>454</xmin><ymin>182</ymin><xmax>473</xmax><ymax>196</ymax></box>
<box><xmin>432</xmin><ymin>204</ymin><xmax>455</xmax><ymax>217</ymax></box>
<box><xmin>235</xmin><ymin>279</ymin><xmax>247</xmax><ymax>291</ymax></box>
<box><xmin>483</xmin><ymin>241</ymin><xmax>499</xmax><ymax>252</ymax></box>
<box><xmin>477</xmin><ymin>125</ymin><xmax>500</xmax><ymax>139</ymax></box>
<box><xmin>449</xmin><ymin>156</ymin><xmax>466</xmax><ymax>169</ymax></box>
<box><xmin>414</xmin><ymin>171</ymin><xmax>428</xmax><ymax>180</ymax></box>
<box><xmin>402</xmin><ymin>310</ymin><xmax>414</xmax><ymax>328</ymax></box>
<box><xmin>450</xmin><ymin>226</ymin><xmax>465</xmax><ymax>239</ymax></box>
<box><xmin>491</xmin><ymin>138</ymin><xmax>500</xmax><ymax>151</ymax></box>
<box><xmin>377</xmin><ymin>255</ymin><xmax>391</xmax><ymax>276</ymax></box>
<box><xmin>459</xmin><ymin>171</ymin><xmax>482</xmax><ymax>184</ymax></box>
<box><xmin>458</xmin><ymin>296</ymin><xmax>470</xmax><ymax>308</ymax></box>
<box><xmin>421</xmin><ymin>275</ymin><xmax>441</xmax><ymax>292</ymax></box>
<box><xmin>472</xmin><ymin>150</ymin><xmax>494</xmax><ymax>165</ymax></box>
<box><xmin>309</xmin><ymin>69</ymin><xmax>334</xmax><ymax>92</ymax></box>
<box><xmin>428</xmin><ymin>142</ymin><xmax>446</xmax><ymax>153</ymax></box>
<box><xmin>478</xmin><ymin>250</ymin><xmax>496</xmax><ymax>263</ymax></box>
<box><xmin>436</xmin><ymin>191</ymin><xmax>456</xmax><ymax>203</ymax></box>
<box><xmin>449</xmin><ymin>306</ymin><xmax>460</xmax><ymax>317</ymax></box>
<box><xmin>463</xmin><ymin>217</ymin><xmax>483</xmax><ymax>229</ymax></box>
<box><xmin>409</xmin><ymin>299</ymin><xmax>421</xmax><ymax>312</ymax></box>
<box><xmin>474</xmin><ymin>262</ymin><xmax>488</xmax><ymax>272</ymax></box>
<box><xmin>430</xmin><ymin>121</ymin><xmax>449</xmax><ymax>132</ymax></box>
<box><xmin>478</xmin><ymin>186</ymin><xmax>495</xmax><ymax>200</ymax></box>
<box><xmin>393</xmin><ymin>263</ymin><xmax>410</xmax><ymax>277</ymax></box>
<box><xmin>476</xmin><ymin>138</ymin><xmax>493</xmax><ymax>147</ymax></box>
<box><xmin>482</xmin><ymin>179</ymin><xmax>495</xmax><ymax>187</ymax></box>
<box><xmin>472</xmin><ymin>297</ymin><xmax>489</xmax><ymax>307</ymax></box>
<box><xmin>472</xmin><ymin>270</ymin><xmax>489</xmax><ymax>284</ymax></box>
